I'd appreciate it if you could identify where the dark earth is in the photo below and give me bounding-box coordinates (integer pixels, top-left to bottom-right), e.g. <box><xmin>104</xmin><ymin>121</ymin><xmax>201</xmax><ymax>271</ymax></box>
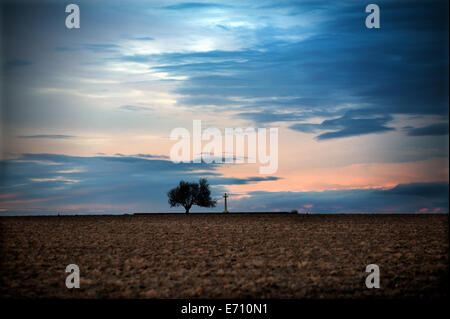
<box><xmin>0</xmin><ymin>214</ymin><xmax>448</xmax><ymax>298</ymax></box>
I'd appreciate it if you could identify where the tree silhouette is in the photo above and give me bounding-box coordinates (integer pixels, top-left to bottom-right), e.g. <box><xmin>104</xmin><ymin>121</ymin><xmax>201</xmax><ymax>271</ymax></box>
<box><xmin>167</xmin><ymin>178</ymin><xmax>216</xmax><ymax>213</ymax></box>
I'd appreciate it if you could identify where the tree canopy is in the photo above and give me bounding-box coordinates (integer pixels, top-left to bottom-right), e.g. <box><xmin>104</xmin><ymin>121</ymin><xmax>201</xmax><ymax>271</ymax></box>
<box><xmin>167</xmin><ymin>178</ymin><xmax>216</xmax><ymax>213</ymax></box>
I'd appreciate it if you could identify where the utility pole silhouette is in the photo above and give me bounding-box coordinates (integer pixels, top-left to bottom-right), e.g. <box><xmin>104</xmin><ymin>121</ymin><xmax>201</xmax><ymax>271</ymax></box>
<box><xmin>223</xmin><ymin>193</ymin><xmax>229</xmax><ymax>213</ymax></box>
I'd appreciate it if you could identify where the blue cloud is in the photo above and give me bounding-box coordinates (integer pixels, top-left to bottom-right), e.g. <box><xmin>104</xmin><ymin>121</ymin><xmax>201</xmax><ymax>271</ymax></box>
<box><xmin>0</xmin><ymin>154</ymin><xmax>279</xmax><ymax>214</ymax></box>
<box><xmin>1</xmin><ymin>153</ymin><xmax>446</xmax><ymax>215</ymax></box>
<box><xmin>55</xmin><ymin>44</ymin><xmax>121</xmax><ymax>53</ymax></box>
<box><xmin>119</xmin><ymin>105</ymin><xmax>151</xmax><ymax>112</ymax></box>
<box><xmin>290</xmin><ymin>111</ymin><xmax>395</xmax><ymax>140</ymax></box>
<box><xmin>405</xmin><ymin>123</ymin><xmax>449</xmax><ymax>136</ymax></box>
<box><xmin>134</xmin><ymin>154</ymin><xmax>170</xmax><ymax>159</ymax></box>
<box><xmin>375</xmin><ymin>182</ymin><xmax>449</xmax><ymax>198</ymax></box>
<box><xmin>211</xmin><ymin>176</ymin><xmax>281</xmax><ymax>185</ymax></box>
<box><xmin>4</xmin><ymin>59</ymin><xmax>32</xmax><ymax>68</ymax></box>
<box><xmin>237</xmin><ymin>111</ymin><xmax>304</xmax><ymax>124</ymax></box>
<box><xmin>83</xmin><ymin>44</ymin><xmax>121</xmax><ymax>52</ymax></box>
<box><xmin>132</xmin><ymin>0</ymin><xmax>448</xmax><ymax>140</ymax></box>
<box><xmin>234</xmin><ymin>182</ymin><xmax>449</xmax><ymax>213</ymax></box>
<box><xmin>0</xmin><ymin>0</ymin><xmax>448</xmax><ymax>216</ymax></box>
<box><xmin>163</xmin><ymin>2</ymin><xmax>232</xmax><ymax>10</ymax></box>
<box><xmin>134</xmin><ymin>36</ymin><xmax>155</xmax><ymax>41</ymax></box>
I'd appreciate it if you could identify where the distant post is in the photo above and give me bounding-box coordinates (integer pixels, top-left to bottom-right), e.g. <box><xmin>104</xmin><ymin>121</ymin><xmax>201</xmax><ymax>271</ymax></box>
<box><xmin>223</xmin><ymin>193</ymin><xmax>229</xmax><ymax>213</ymax></box>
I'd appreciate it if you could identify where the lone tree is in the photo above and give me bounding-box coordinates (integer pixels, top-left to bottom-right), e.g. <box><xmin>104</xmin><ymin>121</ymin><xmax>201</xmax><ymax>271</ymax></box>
<box><xmin>167</xmin><ymin>178</ymin><xmax>216</xmax><ymax>214</ymax></box>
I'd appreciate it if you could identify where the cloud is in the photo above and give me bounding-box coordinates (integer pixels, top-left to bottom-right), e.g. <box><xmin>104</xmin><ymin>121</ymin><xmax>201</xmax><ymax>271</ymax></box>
<box><xmin>375</xmin><ymin>182</ymin><xmax>449</xmax><ymax>198</ymax></box>
<box><xmin>134</xmin><ymin>153</ymin><xmax>169</xmax><ymax>159</ymax></box>
<box><xmin>119</xmin><ymin>105</ymin><xmax>152</xmax><ymax>112</ymax></box>
<box><xmin>234</xmin><ymin>182</ymin><xmax>449</xmax><ymax>213</ymax></box>
<box><xmin>130</xmin><ymin>0</ymin><xmax>448</xmax><ymax>140</ymax></box>
<box><xmin>1</xmin><ymin>0</ymin><xmax>448</xmax><ymax>216</ymax></box>
<box><xmin>134</xmin><ymin>37</ymin><xmax>155</xmax><ymax>41</ymax></box>
<box><xmin>18</xmin><ymin>135</ymin><xmax>76</xmax><ymax>139</ymax></box>
<box><xmin>114</xmin><ymin>153</ymin><xmax>169</xmax><ymax>159</ymax></box>
<box><xmin>55</xmin><ymin>44</ymin><xmax>121</xmax><ymax>53</ymax></box>
<box><xmin>211</xmin><ymin>176</ymin><xmax>281</xmax><ymax>185</ymax></box>
<box><xmin>290</xmin><ymin>111</ymin><xmax>395</xmax><ymax>140</ymax></box>
<box><xmin>0</xmin><ymin>153</ymin><xmax>277</xmax><ymax>214</ymax></box>
<box><xmin>1</xmin><ymin>153</ymin><xmax>446</xmax><ymax>215</ymax></box>
<box><xmin>83</xmin><ymin>44</ymin><xmax>121</xmax><ymax>52</ymax></box>
<box><xmin>4</xmin><ymin>59</ymin><xmax>32</xmax><ymax>68</ymax></box>
<box><xmin>237</xmin><ymin>111</ymin><xmax>304</xmax><ymax>124</ymax></box>
<box><xmin>405</xmin><ymin>123</ymin><xmax>449</xmax><ymax>136</ymax></box>
<box><xmin>163</xmin><ymin>2</ymin><xmax>232</xmax><ymax>10</ymax></box>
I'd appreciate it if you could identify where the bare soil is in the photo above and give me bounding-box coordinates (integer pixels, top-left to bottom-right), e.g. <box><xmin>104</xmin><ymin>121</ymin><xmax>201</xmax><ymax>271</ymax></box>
<box><xmin>0</xmin><ymin>214</ymin><xmax>448</xmax><ymax>298</ymax></box>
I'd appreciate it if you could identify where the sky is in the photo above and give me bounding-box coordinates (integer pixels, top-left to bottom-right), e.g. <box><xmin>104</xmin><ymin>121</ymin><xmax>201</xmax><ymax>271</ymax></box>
<box><xmin>0</xmin><ymin>0</ymin><xmax>448</xmax><ymax>214</ymax></box>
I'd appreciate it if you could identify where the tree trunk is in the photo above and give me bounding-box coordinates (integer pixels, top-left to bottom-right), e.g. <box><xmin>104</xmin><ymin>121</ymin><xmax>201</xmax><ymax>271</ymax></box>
<box><xmin>185</xmin><ymin>206</ymin><xmax>190</xmax><ymax>214</ymax></box>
